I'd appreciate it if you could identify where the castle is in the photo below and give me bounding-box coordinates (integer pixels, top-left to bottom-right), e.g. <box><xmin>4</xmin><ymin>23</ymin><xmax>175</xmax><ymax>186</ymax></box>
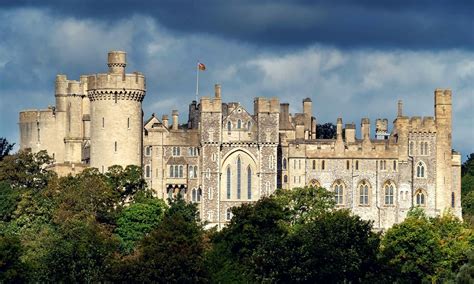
<box><xmin>19</xmin><ymin>51</ymin><xmax>462</xmax><ymax>229</ymax></box>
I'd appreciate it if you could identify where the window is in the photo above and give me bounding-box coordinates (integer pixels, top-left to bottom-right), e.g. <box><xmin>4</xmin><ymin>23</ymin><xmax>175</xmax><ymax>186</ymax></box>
<box><xmin>393</xmin><ymin>160</ymin><xmax>397</xmax><ymax>171</ymax></box>
<box><xmin>212</xmin><ymin>153</ymin><xmax>217</xmax><ymax>161</ymax></box>
<box><xmin>384</xmin><ymin>181</ymin><xmax>394</xmax><ymax>205</ymax></box>
<box><xmin>309</xmin><ymin>179</ymin><xmax>320</xmax><ymax>188</ymax></box>
<box><xmin>189</xmin><ymin>166</ymin><xmax>194</xmax><ymax>178</ymax></box>
<box><xmin>247</xmin><ymin>121</ymin><xmax>251</xmax><ymax>130</ymax></box>
<box><xmin>265</xmin><ymin>181</ymin><xmax>270</xmax><ymax>196</ymax></box>
<box><xmin>179</xmin><ymin>165</ymin><xmax>183</xmax><ymax>177</ymax></box>
<box><xmin>145</xmin><ymin>146</ymin><xmax>151</xmax><ymax>156</ymax></box>
<box><xmin>237</xmin><ymin>157</ymin><xmax>241</xmax><ymax>199</ymax></box>
<box><xmin>451</xmin><ymin>192</ymin><xmax>455</xmax><ymax>208</ymax></box>
<box><xmin>169</xmin><ymin>165</ymin><xmax>184</xmax><ymax>178</ymax></box>
<box><xmin>417</xmin><ymin>162</ymin><xmax>425</xmax><ymax>178</ymax></box>
<box><xmin>424</xmin><ymin>142</ymin><xmax>429</xmax><ymax>155</ymax></box>
<box><xmin>192</xmin><ymin>188</ymin><xmax>201</xmax><ymax>203</ymax></box>
<box><xmin>193</xmin><ymin>166</ymin><xmax>198</xmax><ymax>178</ymax></box>
<box><xmin>127</xmin><ymin>117</ymin><xmax>130</xmax><ymax>129</ymax></box>
<box><xmin>102</xmin><ymin>117</ymin><xmax>105</xmax><ymax>128</ymax></box>
<box><xmin>359</xmin><ymin>180</ymin><xmax>369</xmax><ymax>205</ymax></box>
<box><xmin>293</xmin><ymin>160</ymin><xmax>296</xmax><ymax>169</ymax></box>
<box><xmin>226</xmin><ymin>166</ymin><xmax>231</xmax><ymax>199</ymax></box>
<box><xmin>334</xmin><ymin>181</ymin><xmax>344</xmax><ymax>205</ymax></box>
<box><xmin>237</xmin><ymin>119</ymin><xmax>242</xmax><ymax>129</ymax></box>
<box><xmin>299</xmin><ymin>160</ymin><xmax>301</xmax><ymax>169</ymax></box>
<box><xmin>192</xmin><ymin>188</ymin><xmax>197</xmax><ymax>202</ymax></box>
<box><xmin>145</xmin><ymin>165</ymin><xmax>151</xmax><ymax>178</ymax></box>
<box><xmin>355</xmin><ymin>160</ymin><xmax>359</xmax><ymax>170</ymax></box>
<box><xmin>312</xmin><ymin>160</ymin><xmax>316</xmax><ymax>170</ymax></box>
<box><xmin>416</xmin><ymin>190</ymin><xmax>425</xmax><ymax>206</ymax></box>
<box><xmin>226</xmin><ymin>208</ymin><xmax>233</xmax><ymax>221</ymax></box>
<box><xmin>208</xmin><ymin>187</ymin><xmax>213</xmax><ymax>200</ymax></box>
<box><xmin>380</xmin><ymin>160</ymin><xmax>386</xmax><ymax>170</ymax></box>
<box><xmin>114</xmin><ymin>141</ymin><xmax>117</xmax><ymax>152</ymax></box>
<box><xmin>206</xmin><ymin>168</ymin><xmax>211</xmax><ymax>178</ymax></box>
<box><xmin>269</xmin><ymin>155</ymin><xmax>274</xmax><ymax>169</ymax></box>
<box><xmin>321</xmin><ymin>160</ymin><xmax>325</xmax><ymax>170</ymax></box>
<box><xmin>283</xmin><ymin>158</ymin><xmax>287</xmax><ymax>170</ymax></box>
<box><xmin>172</xmin><ymin>147</ymin><xmax>180</xmax><ymax>156</ymax></box>
<box><xmin>227</xmin><ymin>121</ymin><xmax>231</xmax><ymax>131</ymax></box>
<box><xmin>409</xmin><ymin>141</ymin><xmax>414</xmax><ymax>155</ymax></box>
<box><xmin>247</xmin><ymin>166</ymin><xmax>252</xmax><ymax>199</ymax></box>
<box><xmin>346</xmin><ymin>160</ymin><xmax>350</xmax><ymax>170</ymax></box>
<box><xmin>284</xmin><ymin>175</ymin><xmax>288</xmax><ymax>183</ymax></box>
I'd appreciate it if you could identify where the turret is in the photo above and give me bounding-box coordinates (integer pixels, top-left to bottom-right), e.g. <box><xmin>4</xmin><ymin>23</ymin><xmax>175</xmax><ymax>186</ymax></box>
<box><xmin>303</xmin><ymin>98</ymin><xmax>312</xmax><ymax>132</ymax></box>
<box><xmin>55</xmin><ymin>75</ymin><xmax>68</xmax><ymax>112</ymax></box>
<box><xmin>88</xmin><ymin>51</ymin><xmax>146</xmax><ymax>172</ymax></box>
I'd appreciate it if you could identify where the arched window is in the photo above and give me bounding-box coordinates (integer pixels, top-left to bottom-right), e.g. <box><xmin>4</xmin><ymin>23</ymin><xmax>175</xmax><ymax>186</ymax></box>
<box><xmin>309</xmin><ymin>179</ymin><xmax>320</xmax><ymax>188</ymax></box>
<box><xmin>189</xmin><ymin>166</ymin><xmax>194</xmax><ymax>178</ymax></box>
<box><xmin>416</xmin><ymin>190</ymin><xmax>426</xmax><ymax>206</ymax></box>
<box><xmin>284</xmin><ymin>175</ymin><xmax>288</xmax><ymax>183</ymax></box>
<box><xmin>283</xmin><ymin>158</ymin><xmax>287</xmax><ymax>170</ymax></box>
<box><xmin>192</xmin><ymin>188</ymin><xmax>197</xmax><ymax>202</ymax></box>
<box><xmin>247</xmin><ymin>166</ymin><xmax>252</xmax><ymax>199</ymax></box>
<box><xmin>409</xmin><ymin>141</ymin><xmax>414</xmax><ymax>155</ymax></box>
<box><xmin>145</xmin><ymin>165</ymin><xmax>151</xmax><ymax>178</ymax></box>
<box><xmin>145</xmin><ymin>146</ymin><xmax>151</xmax><ymax>156</ymax></box>
<box><xmin>384</xmin><ymin>181</ymin><xmax>395</xmax><ymax>205</ymax></box>
<box><xmin>333</xmin><ymin>181</ymin><xmax>344</xmax><ymax>205</ymax></box>
<box><xmin>359</xmin><ymin>180</ymin><xmax>369</xmax><ymax>205</ymax></box>
<box><xmin>417</xmin><ymin>162</ymin><xmax>425</xmax><ymax>178</ymax></box>
<box><xmin>312</xmin><ymin>160</ymin><xmax>316</xmax><ymax>170</ymax></box>
<box><xmin>237</xmin><ymin>119</ymin><xmax>242</xmax><ymax>129</ymax></box>
<box><xmin>226</xmin><ymin>166</ymin><xmax>231</xmax><ymax>199</ymax></box>
<box><xmin>197</xmin><ymin>188</ymin><xmax>202</xmax><ymax>202</ymax></box>
<box><xmin>194</xmin><ymin>166</ymin><xmax>198</xmax><ymax>178</ymax></box>
<box><xmin>179</xmin><ymin>165</ymin><xmax>183</xmax><ymax>177</ymax></box>
<box><xmin>227</xmin><ymin>121</ymin><xmax>231</xmax><ymax>131</ymax></box>
<box><xmin>226</xmin><ymin>208</ymin><xmax>233</xmax><ymax>221</ymax></box>
<box><xmin>237</xmin><ymin>157</ymin><xmax>241</xmax><ymax>199</ymax></box>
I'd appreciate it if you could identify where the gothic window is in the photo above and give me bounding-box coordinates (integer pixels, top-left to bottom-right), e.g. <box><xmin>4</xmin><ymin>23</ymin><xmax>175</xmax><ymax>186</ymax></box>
<box><xmin>197</xmin><ymin>188</ymin><xmax>201</xmax><ymax>202</ymax></box>
<box><xmin>226</xmin><ymin>208</ymin><xmax>233</xmax><ymax>221</ymax></box>
<box><xmin>333</xmin><ymin>181</ymin><xmax>344</xmax><ymax>205</ymax></box>
<box><xmin>309</xmin><ymin>179</ymin><xmax>320</xmax><ymax>188</ymax></box>
<box><xmin>359</xmin><ymin>180</ymin><xmax>370</xmax><ymax>205</ymax></box>
<box><xmin>247</xmin><ymin>166</ymin><xmax>252</xmax><ymax>199</ymax></box>
<box><xmin>283</xmin><ymin>158</ymin><xmax>287</xmax><ymax>170</ymax></box>
<box><xmin>409</xmin><ymin>141</ymin><xmax>414</xmax><ymax>155</ymax></box>
<box><xmin>227</xmin><ymin>121</ymin><xmax>231</xmax><ymax>131</ymax></box>
<box><xmin>237</xmin><ymin>119</ymin><xmax>242</xmax><ymax>129</ymax></box>
<box><xmin>312</xmin><ymin>160</ymin><xmax>316</xmax><ymax>170</ymax></box>
<box><xmin>237</xmin><ymin>157</ymin><xmax>241</xmax><ymax>199</ymax></box>
<box><xmin>416</xmin><ymin>162</ymin><xmax>426</xmax><ymax>178</ymax></box>
<box><xmin>192</xmin><ymin>188</ymin><xmax>197</xmax><ymax>202</ymax></box>
<box><xmin>284</xmin><ymin>175</ymin><xmax>288</xmax><ymax>183</ymax></box>
<box><xmin>227</xmin><ymin>166</ymin><xmax>231</xmax><ymax>199</ymax></box>
<box><xmin>189</xmin><ymin>167</ymin><xmax>194</xmax><ymax>178</ymax></box>
<box><xmin>416</xmin><ymin>190</ymin><xmax>426</xmax><ymax>206</ymax></box>
<box><xmin>145</xmin><ymin>146</ymin><xmax>151</xmax><ymax>156</ymax></box>
<box><xmin>145</xmin><ymin>165</ymin><xmax>151</xmax><ymax>178</ymax></box>
<box><xmin>384</xmin><ymin>181</ymin><xmax>395</xmax><ymax>205</ymax></box>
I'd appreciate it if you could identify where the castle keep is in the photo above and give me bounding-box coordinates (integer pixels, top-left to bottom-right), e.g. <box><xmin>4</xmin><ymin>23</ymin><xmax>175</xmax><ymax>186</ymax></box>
<box><xmin>19</xmin><ymin>51</ymin><xmax>462</xmax><ymax>229</ymax></box>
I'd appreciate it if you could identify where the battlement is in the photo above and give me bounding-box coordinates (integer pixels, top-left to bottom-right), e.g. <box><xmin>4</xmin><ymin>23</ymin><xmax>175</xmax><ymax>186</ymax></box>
<box><xmin>434</xmin><ymin>88</ymin><xmax>452</xmax><ymax>105</ymax></box>
<box><xmin>253</xmin><ymin>97</ymin><xmax>280</xmax><ymax>114</ymax></box>
<box><xmin>87</xmin><ymin>72</ymin><xmax>145</xmax><ymax>91</ymax></box>
<box><xmin>200</xmin><ymin>96</ymin><xmax>222</xmax><ymax>113</ymax></box>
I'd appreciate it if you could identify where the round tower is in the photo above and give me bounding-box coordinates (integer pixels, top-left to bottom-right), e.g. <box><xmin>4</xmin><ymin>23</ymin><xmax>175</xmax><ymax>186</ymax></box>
<box><xmin>87</xmin><ymin>51</ymin><xmax>146</xmax><ymax>172</ymax></box>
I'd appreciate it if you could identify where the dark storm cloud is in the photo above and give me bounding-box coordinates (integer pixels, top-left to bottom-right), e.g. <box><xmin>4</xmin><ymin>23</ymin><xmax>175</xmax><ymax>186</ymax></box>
<box><xmin>2</xmin><ymin>0</ymin><xmax>473</xmax><ymax>49</ymax></box>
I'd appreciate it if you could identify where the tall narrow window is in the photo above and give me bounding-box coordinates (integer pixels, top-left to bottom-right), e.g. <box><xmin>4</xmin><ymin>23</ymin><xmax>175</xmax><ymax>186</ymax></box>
<box><xmin>227</xmin><ymin>166</ymin><xmax>231</xmax><ymax>199</ymax></box>
<box><xmin>425</xmin><ymin>142</ymin><xmax>429</xmax><ymax>155</ymax></box>
<box><xmin>114</xmin><ymin>93</ymin><xmax>118</xmax><ymax>103</ymax></box>
<box><xmin>313</xmin><ymin>160</ymin><xmax>316</xmax><ymax>170</ymax></box>
<box><xmin>451</xmin><ymin>192</ymin><xmax>455</xmax><ymax>208</ymax></box>
<box><xmin>197</xmin><ymin>188</ymin><xmax>201</xmax><ymax>202</ymax></box>
<box><xmin>127</xmin><ymin>117</ymin><xmax>130</xmax><ymax>129</ymax></box>
<box><xmin>114</xmin><ymin>141</ymin><xmax>117</xmax><ymax>152</ymax></box>
<box><xmin>170</xmin><ymin>165</ymin><xmax>174</xmax><ymax>177</ymax></box>
<box><xmin>294</xmin><ymin>160</ymin><xmax>296</xmax><ymax>169</ymax></box>
<box><xmin>384</xmin><ymin>182</ymin><xmax>394</xmax><ymax>205</ymax></box>
<box><xmin>237</xmin><ymin>157</ymin><xmax>241</xmax><ymax>199</ymax></box>
<box><xmin>208</xmin><ymin>187</ymin><xmax>213</xmax><ymax>200</ymax></box>
<box><xmin>417</xmin><ymin>162</ymin><xmax>425</xmax><ymax>178</ymax></box>
<box><xmin>145</xmin><ymin>146</ymin><xmax>151</xmax><ymax>156</ymax></box>
<box><xmin>355</xmin><ymin>160</ymin><xmax>359</xmax><ymax>170</ymax></box>
<box><xmin>189</xmin><ymin>166</ymin><xmax>194</xmax><ymax>178</ymax></box>
<box><xmin>192</xmin><ymin>188</ymin><xmax>197</xmax><ymax>202</ymax></box>
<box><xmin>284</xmin><ymin>175</ymin><xmax>288</xmax><ymax>183</ymax></box>
<box><xmin>247</xmin><ymin>121</ymin><xmax>251</xmax><ymax>130</ymax></box>
<box><xmin>409</xmin><ymin>141</ymin><xmax>414</xmax><ymax>155</ymax></box>
<box><xmin>322</xmin><ymin>160</ymin><xmax>325</xmax><ymax>170</ymax></box>
<box><xmin>227</xmin><ymin>121</ymin><xmax>231</xmax><ymax>131</ymax></box>
<box><xmin>237</xmin><ymin>119</ymin><xmax>242</xmax><ymax>129</ymax></box>
<box><xmin>179</xmin><ymin>165</ymin><xmax>183</xmax><ymax>177</ymax></box>
<box><xmin>194</xmin><ymin>166</ymin><xmax>198</xmax><ymax>178</ymax></box>
<box><xmin>334</xmin><ymin>181</ymin><xmax>344</xmax><ymax>205</ymax></box>
<box><xmin>359</xmin><ymin>181</ymin><xmax>369</xmax><ymax>205</ymax></box>
<box><xmin>346</xmin><ymin>160</ymin><xmax>350</xmax><ymax>170</ymax></box>
<box><xmin>299</xmin><ymin>160</ymin><xmax>301</xmax><ymax>169</ymax></box>
<box><xmin>393</xmin><ymin>160</ymin><xmax>397</xmax><ymax>171</ymax></box>
<box><xmin>247</xmin><ymin>166</ymin><xmax>252</xmax><ymax>199</ymax></box>
<box><xmin>102</xmin><ymin>117</ymin><xmax>105</xmax><ymax>128</ymax></box>
<box><xmin>283</xmin><ymin>158</ymin><xmax>287</xmax><ymax>170</ymax></box>
<box><xmin>145</xmin><ymin>165</ymin><xmax>151</xmax><ymax>178</ymax></box>
<box><xmin>226</xmin><ymin>208</ymin><xmax>232</xmax><ymax>221</ymax></box>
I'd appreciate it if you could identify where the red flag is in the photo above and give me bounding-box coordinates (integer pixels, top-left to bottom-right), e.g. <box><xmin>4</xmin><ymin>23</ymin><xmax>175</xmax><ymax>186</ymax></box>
<box><xmin>198</xmin><ymin>62</ymin><xmax>206</xmax><ymax>71</ymax></box>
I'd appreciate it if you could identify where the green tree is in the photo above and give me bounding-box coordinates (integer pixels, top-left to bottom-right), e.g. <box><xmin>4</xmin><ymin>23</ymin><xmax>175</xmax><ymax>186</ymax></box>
<box><xmin>0</xmin><ymin>234</ymin><xmax>27</xmax><ymax>282</ymax></box>
<box><xmin>0</xmin><ymin>182</ymin><xmax>19</xmax><ymax>222</ymax></box>
<box><xmin>0</xmin><ymin>137</ymin><xmax>14</xmax><ymax>161</ymax></box>
<box><xmin>106</xmin><ymin>165</ymin><xmax>147</xmax><ymax>205</ymax></box>
<box><xmin>116</xmin><ymin>196</ymin><xmax>167</xmax><ymax>254</ymax></box>
<box><xmin>457</xmin><ymin>251</ymin><xmax>474</xmax><ymax>284</ymax></box>
<box><xmin>316</xmin><ymin>123</ymin><xmax>337</xmax><ymax>139</ymax></box>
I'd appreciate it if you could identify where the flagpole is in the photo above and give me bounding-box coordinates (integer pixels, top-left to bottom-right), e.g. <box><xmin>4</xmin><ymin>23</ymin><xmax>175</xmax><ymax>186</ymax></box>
<box><xmin>195</xmin><ymin>61</ymin><xmax>199</xmax><ymax>102</ymax></box>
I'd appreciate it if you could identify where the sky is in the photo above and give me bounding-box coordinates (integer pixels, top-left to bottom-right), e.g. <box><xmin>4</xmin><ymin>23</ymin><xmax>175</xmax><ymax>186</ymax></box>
<box><xmin>1</xmin><ymin>0</ymin><xmax>473</xmax><ymax>160</ymax></box>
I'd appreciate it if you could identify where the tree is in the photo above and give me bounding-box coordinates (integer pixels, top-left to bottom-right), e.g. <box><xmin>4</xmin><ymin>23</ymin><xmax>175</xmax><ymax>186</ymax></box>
<box><xmin>457</xmin><ymin>251</ymin><xmax>474</xmax><ymax>283</ymax></box>
<box><xmin>106</xmin><ymin>165</ymin><xmax>147</xmax><ymax>205</ymax></box>
<box><xmin>0</xmin><ymin>234</ymin><xmax>27</xmax><ymax>282</ymax></box>
<box><xmin>316</xmin><ymin>123</ymin><xmax>337</xmax><ymax>139</ymax></box>
<box><xmin>462</xmin><ymin>153</ymin><xmax>474</xmax><ymax>223</ymax></box>
<box><xmin>115</xmin><ymin>196</ymin><xmax>167</xmax><ymax>254</ymax></box>
<box><xmin>0</xmin><ymin>137</ymin><xmax>14</xmax><ymax>161</ymax></box>
<box><xmin>0</xmin><ymin>182</ymin><xmax>19</xmax><ymax>222</ymax></box>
